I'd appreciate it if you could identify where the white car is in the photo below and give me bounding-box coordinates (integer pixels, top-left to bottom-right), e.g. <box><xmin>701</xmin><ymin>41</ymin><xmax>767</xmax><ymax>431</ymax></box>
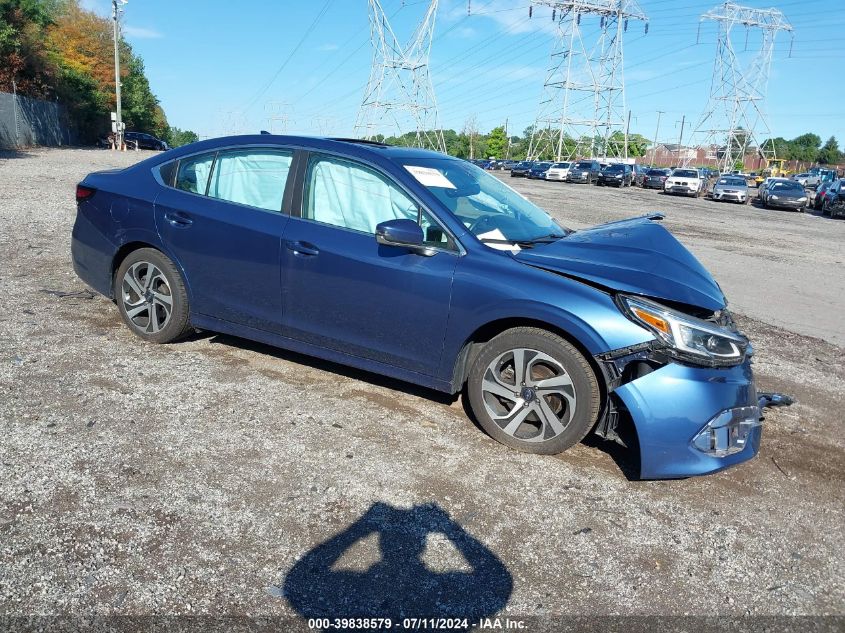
<box><xmin>792</xmin><ymin>173</ymin><xmax>812</xmax><ymax>187</ymax></box>
<box><xmin>664</xmin><ymin>168</ymin><xmax>705</xmax><ymax>197</ymax></box>
<box><xmin>545</xmin><ymin>161</ymin><xmax>572</xmax><ymax>181</ymax></box>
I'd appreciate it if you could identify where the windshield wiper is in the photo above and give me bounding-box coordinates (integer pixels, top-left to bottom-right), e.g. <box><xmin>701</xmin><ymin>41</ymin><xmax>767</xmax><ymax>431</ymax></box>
<box><xmin>479</xmin><ymin>233</ymin><xmax>567</xmax><ymax>248</ymax></box>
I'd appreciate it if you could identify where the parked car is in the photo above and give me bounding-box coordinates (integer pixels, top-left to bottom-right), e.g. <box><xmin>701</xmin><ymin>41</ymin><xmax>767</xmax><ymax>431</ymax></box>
<box><xmin>124</xmin><ymin>131</ymin><xmax>169</xmax><ymax>151</ymax></box>
<box><xmin>819</xmin><ymin>179</ymin><xmax>845</xmax><ymax>216</ymax></box>
<box><xmin>527</xmin><ymin>161</ymin><xmax>553</xmax><ymax>179</ymax></box>
<box><xmin>804</xmin><ymin>167</ymin><xmax>837</xmax><ymax>188</ymax></box>
<box><xmin>499</xmin><ymin>160</ymin><xmax>518</xmax><ymax>171</ymax></box>
<box><xmin>70</xmin><ymin>134</ymin><xmax>778</xmax><ymax>479</ymax></box>
<box><xmin>566</xmin><ymin>159</ymin><xmax>601</xmax><ymax>184</ymax></box>
<box><xmin>664</xmin><ymin>168</ymin><xmax>705</xmax><ymax>197</ymax></box>
<box><xmin>762</xmin><ymin>180</ymin><xmax>809</xmax><ymax>211</ymax></box>
<box><xmin>813</xmin><ymin>180</ymin><xmax>838</xmax><ymax>211</ymax></box>
<box><xmin>758</xmin><ymin>177</ymin><xmax>791</xmax><ymax>203</ymax></box>
<box><xmin>596</xmin><ymin>163</ymin><xmax>633</xmax><ymax>187</ymax></box>
<box><xmin>791</xmin><ymin>173</ymin><xmax>811</xmax><ymax>187</ymax></box>
<box><xmin>544</xmin><ymin>161</ymin><xmax>572</xmax><ymax>181</ymax></box>
<box><xmin>710</xmin><ymin>176</ymin><xmax>749</xmax><ymax>204</ymax></box>
<box><xmin>632</xmin><ymin>164</ymin><xmax>648</xmax><ymax>187</ymax></box>
<box><xmin>510</xmin><ymin>161</ymin><xmax>534</xmax><ymax>177</ymax></box>
<box><xmin>642</xmin><ymin>168</ymin><xmax>671</xmax><ymax>189</ymax></box>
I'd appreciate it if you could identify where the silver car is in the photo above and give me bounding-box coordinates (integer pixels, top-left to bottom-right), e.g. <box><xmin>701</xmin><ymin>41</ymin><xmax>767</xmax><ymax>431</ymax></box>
<box><xmin>711</xmin><ymin>176</ymin><xmax>749</xmax><ymax>204</ymax></box>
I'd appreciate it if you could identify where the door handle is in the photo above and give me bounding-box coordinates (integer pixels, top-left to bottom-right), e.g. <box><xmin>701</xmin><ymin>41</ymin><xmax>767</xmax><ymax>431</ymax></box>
<box><xmin>285</xmin><ymin>240</ymin><xmax>319</xmax><ymax>257</ymax></box>
<box><xmin>164</xmin><ymin>211</ymin><xmax>193</xmax><ymax>228</ymax></box>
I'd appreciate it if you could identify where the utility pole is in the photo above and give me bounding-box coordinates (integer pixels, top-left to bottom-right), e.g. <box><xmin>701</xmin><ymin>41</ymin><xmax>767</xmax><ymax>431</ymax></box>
<box><xmin>686</xmin><ymin>3</ymin><xmax>793</xmax><ymax>172</ymax></box>
<box><xmin>505</xmin><ymin>117</ymin><xmax>510</xmax><ymax>159</ymax></box>
<box><xmin>527</xmin><ymin>1</ymin><xmax>648</xmax><ymax>162</ymax></box>
<box><xmin>11</xmin><ymin>79</ymin><xmax>19</xmax><ymax>147</ymax></box>
<box><xmin>355</xmin><ymin>0</ymin><xmax>445</xmax><ymax>152</ymax></box>
<box><xmin>651</xmin><ymin>110</ymin><xmax>663</xmax><ymax>167</ymax></box>
<box><xmin>676</xmin><ymin>114</ymin><xmax>685</xmax><ymax>166</ymax></box>
<box><xmin>112</xmin><ymin>0</ymin><xmax>126</xmax><ymax>151</ymax></box>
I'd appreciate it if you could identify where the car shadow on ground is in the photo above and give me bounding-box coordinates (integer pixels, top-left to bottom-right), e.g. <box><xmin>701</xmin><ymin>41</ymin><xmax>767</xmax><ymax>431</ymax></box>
<box><xmin>280</xmin><ymin>502</ymin><xmax>513</xmax><ymax>627</ymax></box>
<box><xmin>202</xmin><ymin>332</ymin><xmax>458</xmax><ymax>406</ymax></box>
<box><xmin>201</xmin><ymin>331</ymin><xmax>645</xmax><ymax>480</ymax></box>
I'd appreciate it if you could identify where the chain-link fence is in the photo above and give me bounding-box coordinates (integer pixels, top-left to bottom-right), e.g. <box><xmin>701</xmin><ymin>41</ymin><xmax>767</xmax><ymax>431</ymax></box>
<box><xmin>0</xmin><ymin>90</ymin><xmax>76</xmax><ymax>149</ymax></box>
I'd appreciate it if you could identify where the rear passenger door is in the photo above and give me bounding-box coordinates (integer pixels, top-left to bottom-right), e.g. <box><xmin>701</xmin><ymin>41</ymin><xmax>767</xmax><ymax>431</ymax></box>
<box><xmin>155</xmin><ymin>146</ymin><xmax>296</xmax><ymax>332</ymax></box>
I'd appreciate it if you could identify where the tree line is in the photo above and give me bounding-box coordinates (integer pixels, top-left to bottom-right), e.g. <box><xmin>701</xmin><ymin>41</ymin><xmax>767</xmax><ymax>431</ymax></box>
<box><xmin>0</xmin><ymin>0</ymin><xmax>197</xmax><ymax>146</ymax></box>
<box><xmin>381</xmin><ymin>125</ymin><xmax>843</xmax><ymax>166</ymax></box>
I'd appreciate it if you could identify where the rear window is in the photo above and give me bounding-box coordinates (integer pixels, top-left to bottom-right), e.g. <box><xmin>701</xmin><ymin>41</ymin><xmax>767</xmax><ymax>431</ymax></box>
<box><xmin>718</xmin><ymin>178</ymin><xmax>746</xmax><ymax>186</ymax></box>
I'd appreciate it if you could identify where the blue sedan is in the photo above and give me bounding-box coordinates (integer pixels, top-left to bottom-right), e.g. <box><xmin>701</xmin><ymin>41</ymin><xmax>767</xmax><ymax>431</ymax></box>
<box><xmin>71</xmin><ymin>135</ymin><xmax>774</xmax><ymax>478</ymax></box>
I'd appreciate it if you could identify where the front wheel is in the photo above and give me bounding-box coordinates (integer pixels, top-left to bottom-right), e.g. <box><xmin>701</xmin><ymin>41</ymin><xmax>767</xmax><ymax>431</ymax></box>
<box><xmin>114</xmin><ymin>248</ymin><xmax>191</xmax><ymax>343</ymax></box>
<box><xmin>466</xmin><ymin>328</ymin><xmax>600</xmax><ymax>455</ymax></box>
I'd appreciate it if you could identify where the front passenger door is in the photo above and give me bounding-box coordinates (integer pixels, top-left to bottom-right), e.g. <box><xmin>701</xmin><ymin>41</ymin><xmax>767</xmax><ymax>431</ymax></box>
<box><xmin>281</xmin><ymin>154</ymin><xmax>458</xmax><ymax>376</ymax></box>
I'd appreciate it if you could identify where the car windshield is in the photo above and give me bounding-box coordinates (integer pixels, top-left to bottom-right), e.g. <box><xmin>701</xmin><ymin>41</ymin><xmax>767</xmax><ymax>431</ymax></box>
<box><xmin>552</xmin><ymin>162</ymin><xmax>570</xmax><ymax>168</ymax></box>
<box><xmin>603</xmin><ymin>165</ymin><xmax>624</xmax><ymax>172</ymax></box>
<box><xmin>534</xmin><ymin>162</ymin><xmax>552</xmax><ymax>169</ymax></box>
<box><xmin>574</xmin><ymin>161</ymin><xmax>593</xmax><ymax>169</ymax></box>
<box><xmin>402</xmin><ymin>158</ymin><xmax>566</xmax><ymax>243</ymax></box>
<box><xmin>672</xmin><ymin>169</ymin><xmax>698</xmax><ymax>178</ymax></box>
<box><xmin>718</xmin><ymin>178</ymin><xmax>746</xmax><ymax>186</ymax></box>
<box><xmin>771</xmin><ymin>182</ymin><xmax>803</xmax><ymax>191</ymax></box>
<box><xmin>646</xmin><ymin>169</ymin><xmax>665</xmax><ymax>176</ymax></box>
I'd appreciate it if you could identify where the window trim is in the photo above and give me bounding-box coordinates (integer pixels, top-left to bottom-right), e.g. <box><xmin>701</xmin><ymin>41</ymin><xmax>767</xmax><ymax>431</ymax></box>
<box><xmin>294</xmin><ymin>150</ymin><xmax>464</xmax><ymax>256</ymax></box>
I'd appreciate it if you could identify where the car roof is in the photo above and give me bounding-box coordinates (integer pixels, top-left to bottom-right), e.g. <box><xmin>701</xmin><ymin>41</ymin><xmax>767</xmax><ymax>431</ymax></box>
<box><xmin>162</xmin><ymin>134</ymin><xmax>451</xmax><ymax>162</ymax></box>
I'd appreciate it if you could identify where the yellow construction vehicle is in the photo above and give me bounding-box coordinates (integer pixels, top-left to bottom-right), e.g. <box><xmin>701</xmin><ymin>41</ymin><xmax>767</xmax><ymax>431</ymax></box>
<box><xmin>757</xmin><ymin>158</ymin><xmax>789</xmax><ymax>184</ymax></box>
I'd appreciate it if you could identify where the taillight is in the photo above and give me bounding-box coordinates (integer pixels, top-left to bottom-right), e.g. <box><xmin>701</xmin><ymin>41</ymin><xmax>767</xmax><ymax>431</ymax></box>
<box><xmin>76</xmin><ymin>184</ymin><xmax>96</xmax><ymax>203</ymax></box>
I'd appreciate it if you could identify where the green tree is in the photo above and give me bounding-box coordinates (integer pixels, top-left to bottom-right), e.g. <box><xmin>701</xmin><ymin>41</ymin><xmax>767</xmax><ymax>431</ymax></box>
<box><xmin>165</xmin><ymin>127</ymin><xmax>199</xmax><ymax>148</ymax></box>
<box><xmin>789</xmin><ymin>133</ymin><xmax>822</xmax><ymax>162</ymax></box>
<box><xmin>486</xmin><ymin>125</ymin><xmax>507</xmax><ymax>159</ymax></box>
<box><xmin>817</xmin><ymin>136</ymin><xmax>841</xmax><ymax>165</ymax></box>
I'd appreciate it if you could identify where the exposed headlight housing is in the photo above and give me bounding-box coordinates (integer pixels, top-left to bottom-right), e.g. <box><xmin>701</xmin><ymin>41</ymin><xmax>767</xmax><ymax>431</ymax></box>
<box><xmin>617</xmin><ymin>295</ymin><xmax>749</xmax><ymax>367</ymax></box>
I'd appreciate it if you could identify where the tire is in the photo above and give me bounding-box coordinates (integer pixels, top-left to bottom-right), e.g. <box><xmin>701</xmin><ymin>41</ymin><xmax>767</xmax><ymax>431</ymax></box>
<box><xmin>466</xmin><ymin>327</ymin><xmax>600</xmax><ymax>455</ymax></box>
<box><xmin>113</xmin><ymin>247</ymin><xmax>191</xmax><ymax>344</ymax></box>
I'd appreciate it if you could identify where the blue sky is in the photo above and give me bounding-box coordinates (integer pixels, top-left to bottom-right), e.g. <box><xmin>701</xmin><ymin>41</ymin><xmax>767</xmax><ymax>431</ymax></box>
<box><xmin>83</xmin><ymin>0</ymin><xmax>844</xmax><ymax>147</ymax></box>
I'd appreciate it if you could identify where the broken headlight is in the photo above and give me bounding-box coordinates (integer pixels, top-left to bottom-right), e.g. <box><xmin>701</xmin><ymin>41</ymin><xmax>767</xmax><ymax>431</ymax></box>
<box><xmin>617</xmin><ymin>295</ymin><xmax>748</xmax><ymax>367</ymax></box>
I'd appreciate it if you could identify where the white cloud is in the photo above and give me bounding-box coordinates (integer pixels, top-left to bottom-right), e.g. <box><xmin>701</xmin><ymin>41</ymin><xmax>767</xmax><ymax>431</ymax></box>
<box><xmin>123</xmin><ymin>25</ymin><xmax>164</xmax><ymax>39</ymax></box>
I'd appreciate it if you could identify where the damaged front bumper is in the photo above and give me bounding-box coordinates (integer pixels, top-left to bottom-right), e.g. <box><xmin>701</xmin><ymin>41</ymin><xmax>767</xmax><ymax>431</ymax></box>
<box><xmin>596</xmin><ymin>347</ymin><xmax>791</xmax><ymax>479</ymax></box>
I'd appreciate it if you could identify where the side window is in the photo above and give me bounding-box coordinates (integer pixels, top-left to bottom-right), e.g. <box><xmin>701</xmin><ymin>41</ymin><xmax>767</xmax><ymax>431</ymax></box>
<box><xmin>208</xmin><ymin>149</ymin><xmax>292</xmax><ymax>212</ymax></box>
<box><xmin>175</xmin><ymin>153</ymin><xmax>214</xmax><ymax>195</ymax></box>
<box><xmin>303</xmin><ymin>156</ymin><xmax>418</xmax><ymax>234</ymax></box>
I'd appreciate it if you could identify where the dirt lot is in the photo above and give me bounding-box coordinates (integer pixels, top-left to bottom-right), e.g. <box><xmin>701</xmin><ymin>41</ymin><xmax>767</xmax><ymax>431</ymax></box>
<box><xmin>1</xmin><ymin>148</ymin><xmax>843</xmax><ymax>629</ymax></box>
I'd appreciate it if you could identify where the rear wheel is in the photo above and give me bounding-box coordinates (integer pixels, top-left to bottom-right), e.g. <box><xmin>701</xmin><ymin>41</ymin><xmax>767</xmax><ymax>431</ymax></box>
<box><xmin>466</xmin><ymin>328</ymin><xmax>600</xmax><ymax>455</ymax></box>
<box><xmin>114</xmin><ymin>248</ymin><xmax>191</xmax><ymax>344</ymax></box>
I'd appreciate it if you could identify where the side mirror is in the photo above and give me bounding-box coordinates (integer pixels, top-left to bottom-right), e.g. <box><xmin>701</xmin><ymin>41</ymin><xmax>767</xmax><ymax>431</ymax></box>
<box><xmin>375</xmin><ymin>219</ymin><xmax>434</xmax><ymax>256</ymax></box>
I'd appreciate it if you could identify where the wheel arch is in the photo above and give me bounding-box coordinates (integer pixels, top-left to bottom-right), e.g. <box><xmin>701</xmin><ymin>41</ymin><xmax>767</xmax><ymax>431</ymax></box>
<box><xmin>449</xmin><ymin>317</ymin><xmax>606</xmax><ymax>400</ymax></box>
<box><xmin>110</xmin><ymin>240</ymin><xmax>193</xmax><ymax>304</ymax></box>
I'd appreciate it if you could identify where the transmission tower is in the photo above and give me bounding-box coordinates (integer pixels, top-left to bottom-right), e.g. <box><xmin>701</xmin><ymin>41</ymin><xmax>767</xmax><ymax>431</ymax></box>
<box><xmin>686</xmin><ymin>3</ymin><xmax>793</xmax><ymax>173</ymax></box>
<box><xmin>527</xmin><ymin>0</ymin><xmax>647</xmax><ymax>162</ymax></box>
<box><xmin>354</xmin><ymin>0</ymin><xmax>446</xmax><ymax>152</ymax></box>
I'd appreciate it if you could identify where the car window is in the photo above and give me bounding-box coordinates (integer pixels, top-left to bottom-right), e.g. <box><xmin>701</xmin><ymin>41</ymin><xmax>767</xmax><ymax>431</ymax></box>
<box><xmin>175</xmin><ymin>153</ymin><xmax>215</xmax><ymax>195</ymax></box>
<box><xmin>771</xmin><ymin>182</ymin><xmax>802</xmax><ymax>191</ymax></box>
<box><xmin>303</xmin><ymin>156</ymin><xmax>419</xmax><ymax>235</ymax></box>
<box><xmin>207</xmin><ymin>148</ymin><xmax>292</xmax><ymax>212</ymax></box>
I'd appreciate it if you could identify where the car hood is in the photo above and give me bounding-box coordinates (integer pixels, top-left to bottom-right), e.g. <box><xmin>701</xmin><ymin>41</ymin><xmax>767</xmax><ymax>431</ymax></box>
<box><xmin>512</xmin><ymin>215</ymin><xmax>726</xmax><ymax>311</ymax></box>
<box><xmin>769</xmin><ymin>190</ymin><xmax>805</xmax><ymax>199</ymax></box>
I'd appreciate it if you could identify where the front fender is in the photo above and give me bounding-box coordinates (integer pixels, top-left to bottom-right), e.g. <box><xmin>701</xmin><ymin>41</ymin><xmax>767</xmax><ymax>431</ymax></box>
<box><xmin>438</xmin><ymin>254</ymin><xmax>653</xmax><ymax>382</ymax></box>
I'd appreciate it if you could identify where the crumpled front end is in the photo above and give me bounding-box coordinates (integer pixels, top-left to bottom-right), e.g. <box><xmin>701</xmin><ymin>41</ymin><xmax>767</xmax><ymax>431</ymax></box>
<box><xmin>612</xmin><ymin>357</ymin><xmax>760</xmax><ymax>479</ymax></box>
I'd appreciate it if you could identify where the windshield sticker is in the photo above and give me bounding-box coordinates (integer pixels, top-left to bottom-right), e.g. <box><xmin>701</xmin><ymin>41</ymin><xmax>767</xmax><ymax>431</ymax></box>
<box><xmin>477</xmin><ymin>228</ymin><xmax>521</xmax><ymax>253</ymax></box>
<box><xmin>404</xmin><ymin>166</ymin><xmax>456</xmax><ymax>189</ymax></box>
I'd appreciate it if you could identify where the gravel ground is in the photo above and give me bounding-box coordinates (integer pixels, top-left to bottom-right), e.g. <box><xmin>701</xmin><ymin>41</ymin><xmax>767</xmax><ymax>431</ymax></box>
<box><xmin>0</xmin><ymin>148</ymin><xmax>843</xmax><ymax>629</ymax></box>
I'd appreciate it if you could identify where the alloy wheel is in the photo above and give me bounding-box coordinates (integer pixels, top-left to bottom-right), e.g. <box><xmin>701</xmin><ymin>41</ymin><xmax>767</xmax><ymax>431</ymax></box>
<box><xmin>480</xmin><ymin>348</ymin><xmax>576</xmax><ymax>443</ymax></box>
<box><xmin>121</xmin><ymin>261</ymin><xmax>173</xmax><ymax>334</ymax></box>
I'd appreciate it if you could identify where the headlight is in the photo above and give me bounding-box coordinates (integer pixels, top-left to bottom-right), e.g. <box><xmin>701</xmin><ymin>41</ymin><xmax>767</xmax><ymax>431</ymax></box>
<box><xmin>617</xmin><ymin>295</ymin><xmax>748</xmax><ymax>366</ymax></box>
<box><xmin>770</xmin><ymin>195</ymin><xmax>779</xmax><ymax>200</ymax></box>
<box><xmin>798</xmin><ymin>196</ymin><xmax>807</xmax><ymax>202</ymax></box>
